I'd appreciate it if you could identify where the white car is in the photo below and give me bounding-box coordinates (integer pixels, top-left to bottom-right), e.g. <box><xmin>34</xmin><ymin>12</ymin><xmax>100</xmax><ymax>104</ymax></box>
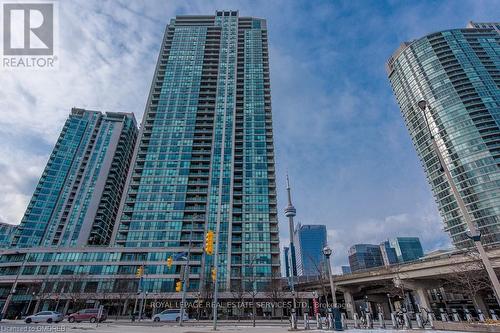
<box><xmin>152</xmin><ymin>309</ymin><xmax>188</xmax><ymax>322</ymax></box>
<box><xmin>25</xmin><ymin>311</ymin><xmax>64</xmax><ymax>323</ymax></box>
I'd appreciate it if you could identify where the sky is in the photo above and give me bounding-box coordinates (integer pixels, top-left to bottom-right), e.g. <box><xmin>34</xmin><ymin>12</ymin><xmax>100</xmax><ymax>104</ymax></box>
<box><xmin>0</xmin><ymin>0</ymin><xmax>498</xmax><ymax>271</ymax></box>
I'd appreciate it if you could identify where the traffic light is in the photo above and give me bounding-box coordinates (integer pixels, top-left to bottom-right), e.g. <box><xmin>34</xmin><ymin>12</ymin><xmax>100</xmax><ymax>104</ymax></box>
<box><xmin>135</xmin><ymin>265</ymin><xmax>144</xmax><ymax>278</ymax></box>
<box><xmin>211</xmin><ymin>267</ymin><xmax>216</xmax><ymax>281</ymax></box>
<box><xmin>175</xmin><ymin>281</ymin><xmax>182</xmax><ymax>292</ymax></box>
<box><xmin>205</xmin><ymin>230</ymin><xmax>214</xmax><ymax>255</ymax></box>
<box><xmin>167</xmin><ymin>256</ymin><xmax>173</xmax><ymax>268</ymax></box>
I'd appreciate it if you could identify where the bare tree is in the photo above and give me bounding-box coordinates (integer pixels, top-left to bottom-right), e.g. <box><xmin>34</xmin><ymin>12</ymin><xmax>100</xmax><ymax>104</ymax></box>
<box><xmin>243</xmin><ymin>254</ymin><xmax>265</xmax><ymax>327</ymax></box>
<box><xmin>305</xmin><ymin>253</ymin><xmax>329</xmax><ymax>312</ymax></box>
<box><xmin>113</xmin><ymin>279</ymin><xmax>135</xmax><ymax>317</ymax></box>
<box><xmin>443</xmin><ymin>253</ymin><xmax>492</xmax><ymax>311</ymax></box>
<box><xmin>264</xmin><ymin>272</ymin><xmax>286</xmax><ymax>320</ymax></box>
<box><xmin>199</xmin><ymin>278</ymin><xmax>214</xmax><ymax>320</ymax></box>
<box><xmin>230</xmin><ymin>268</ymin><xmax>248</xmax><ymax>322</ymax></box>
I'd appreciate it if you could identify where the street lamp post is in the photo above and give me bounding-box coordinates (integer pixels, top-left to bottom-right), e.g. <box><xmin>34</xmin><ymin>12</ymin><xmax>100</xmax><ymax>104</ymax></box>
<box><xmin>1</xmin><ymin>252</ymin><xmax>28</xmax><ymax>319</ymax></box>
<box><xmin>25</xmin><ymin>291</ymin><xmax>36</xmax><ymax>316</ymax></box>
<box><xmin>322</xmin><ymin>246</ymin><xmax>337</xmax><ymax>307</ymax></box>
<box><xmin>418</xmin><ymin>100</ymin><xmax>500</xmax><ymax>306</ymax></box>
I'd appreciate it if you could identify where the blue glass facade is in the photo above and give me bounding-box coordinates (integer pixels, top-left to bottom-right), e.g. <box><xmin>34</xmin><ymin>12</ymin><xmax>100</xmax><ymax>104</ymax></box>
<box><xmin>348</xmin><ymin>244</ymin><xmax>384</xmax><ymax>272</ymax></box>
<box><xmin>12</xmin><ymin>109</ymin><xmax>137</xmax><ymax>248</ymax></box>
<box><xmin>380</xmin><ymin>240</ymin><xmax>398</xmax><ymax>265</ymax></box>
<box><xmin>284</xmin><ymin>246</ymin><xmax>290</xmax><ymax>277</ymax></box>
<box><xmin>389</xmin><ymin>237</ymin><xmax>424</xmax><ymax>263</ymax></box>
<box><xmin>113</xmin><ymin>11</ymin><xmax>279</xmax><ymax>292</ymax></box>
<box><xmin>341</xmin><ymin>265</ymin><xmax>351</xmax><ymax>275</ymax></box>
<box><xmin>0</xmin><ymin>223</ymin><xmax>15</xmax><ymax>249</ymax></box>
<box><xmin>295</xmin><ymin>224</ymin><xmax>327</xmax><ymax>276</ymax></box>
<box><xmin>387</xmin><ymin>26</ymin><xmax>500</xmax><ymax>248</ymax></box>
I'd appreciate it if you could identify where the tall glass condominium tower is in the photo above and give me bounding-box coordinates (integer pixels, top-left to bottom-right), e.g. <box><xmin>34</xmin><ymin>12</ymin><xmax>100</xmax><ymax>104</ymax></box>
<box><xmin>11</xmin><ymin>109</ymin><xmax>138</xmax><ymax>248</ymax></box>
<box><xmin>112</xmin><ymin>11</ymin><xmax>280</xmax><ymax>291</ymax></box>
<box><xmin>387</xmin><ymin>24</ymin><xmax>500</xmax><ymax>248</ymax></box>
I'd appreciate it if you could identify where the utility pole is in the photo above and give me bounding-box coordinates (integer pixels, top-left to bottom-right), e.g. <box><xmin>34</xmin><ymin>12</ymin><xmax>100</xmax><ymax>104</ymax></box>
<box><xmin>418</xmin><ymin>100</ymin><xmax>500</xmax><ymax>306</ymax></box>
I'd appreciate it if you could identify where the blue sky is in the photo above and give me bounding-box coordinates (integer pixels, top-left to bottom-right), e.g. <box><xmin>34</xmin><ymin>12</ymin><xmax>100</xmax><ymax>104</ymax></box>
<box><xmin>0</xmin><ymin>0</ymin><xmax>498</xmax><ymax>270</ymax></box>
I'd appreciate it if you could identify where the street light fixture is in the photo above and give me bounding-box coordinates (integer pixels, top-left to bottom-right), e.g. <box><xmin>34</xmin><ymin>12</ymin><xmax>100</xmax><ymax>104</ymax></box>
<box><xmin>418</xmin><ymin>99</ymin><xmax>500</xmax><ymax>306</ymax></box>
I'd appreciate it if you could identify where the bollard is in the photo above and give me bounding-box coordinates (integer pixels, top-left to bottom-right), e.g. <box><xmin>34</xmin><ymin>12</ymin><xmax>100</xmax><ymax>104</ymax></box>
<box><xmin>366</xmin><ymin>312</ymin><xmax>373</xmax><ymax>329</ymax></box>
<box><xmin>391</xmin><ymin>312</ymin><xmax>398</xmax><ymax>329</ymax></box>
<box><xmin>428</xmin><ymin>312</ymin><xmax>435</xmax><ymax>329</ymax></box>
<box><xmin>378</xmin><ymin>312</ymin><xmax>385</xmax><ymax>329</ymax></box>
<box><xmin>290</xmin><ymin>309</ymin><xmax>297</xmax><ymax>330</ymax></box>
<box><xmin>403</xmin><ymin>312</ymin><xmax>412</xmax><ymax>329</ymax></box>
<box><xmin>328</xmin><ymin>308</ymin><xmax>335</xmax><ymax>331</ymax></box>
<box><xmin>341</xmin><ymin>313</ymin><xmax>348</xmax><ymax>330</ymax></box>
<box><xmin>315</xmin><ymin>313</ymin><xmax>322</xmax><ymax>329</ymax></box>
<box><xmin>416</xmin><ymin>312</ymin><xmax>423</xmax><ymax>328</ymax></box>
<box><xmin>353</xmin><ymin>313</ymin><xmax>360</xmax><ymax>329</ymax></box>
<box><xmin>439</xmin><ymin>308</ymin><xmax>448</xmax><ymax>322</ymax></box>
<box><xmin>464</xmin><ymin>309</ymin><xmax>473</xmax><ymax>323</ymax></box>
<box><xmin>452</xmin><ymin>309</ymin><xmax>460</xmax><ymax>322</ymax></box>
<box><xmin>490</xmin><ymin>309</ymin><xmax>498</xmax><ymax>321</ymax></box>
<box><xmin>478</xmin><ymin>309</ymin><xmax>485</xmax><ymax>322</ymax></box>
<box><xmin>303</xmin><ymin>313</ymin><xmax>310</xmax><ymax>330</ymax></box>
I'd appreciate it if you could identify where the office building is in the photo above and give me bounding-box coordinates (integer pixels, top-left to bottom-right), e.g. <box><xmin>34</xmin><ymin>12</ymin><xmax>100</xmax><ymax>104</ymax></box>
<box><xmin>348</xmin><ymin>244</ymin><xmax>384</xmax><ymax>272</ymax></box>
<box><xmin>0</xmin><ymin>223</ymin><xmax>15</xmax><ymax>248</ymax></box>
<box><xmin>389</xmin><ymin>237</ymin><xmax>424</xmax><ymax>263</ymax></box>
<box><xmin>294</xmin><ymin>223</ymin><xmax>327</xmax><ymax>276</ymax></box>
<box><xmin>341</xmin><ymin>265</ymin><xmax>351</xmax><ymax>275</ymax></box>
<box><xmin>380</xmin><ymin>240</ymin><xmax>398</xmax><ymax>266</ymax></box>
<box><xmin>284</xmin><ymin>246</ymin><xmax>290</xmax><ymax>277</ymax></box>
<box><xmin>387</xmin><ymin>23</ymin><xmax>500</xmax><ymax>248</ymax></box>
<box><xmin>11</xmin><ymin>109</ymin><xmax>137</xmax><ymax>248</ymax></box>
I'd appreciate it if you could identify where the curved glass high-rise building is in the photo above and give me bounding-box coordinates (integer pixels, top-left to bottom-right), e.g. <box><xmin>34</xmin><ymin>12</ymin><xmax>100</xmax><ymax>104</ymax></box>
<box><xmin>387</xmin><ymin>24</ymin><xmax>500</xmax><ymax>248</ymax></box>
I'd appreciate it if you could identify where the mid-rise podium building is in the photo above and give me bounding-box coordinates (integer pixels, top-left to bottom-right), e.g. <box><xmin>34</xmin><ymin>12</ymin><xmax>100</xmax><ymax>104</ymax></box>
<box><xmin>0</xmin><ymin>11</ymin><xmax>280</xmax><ymax>318</ymax></box>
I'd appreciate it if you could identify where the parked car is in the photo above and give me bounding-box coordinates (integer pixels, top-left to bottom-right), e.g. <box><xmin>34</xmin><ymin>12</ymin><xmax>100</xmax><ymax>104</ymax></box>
<box><xmin>25</xmin><ymin>311</ymin><xmax>64</xmax><ymax>323</ymax></box>
<box><xmin>152</xmin><ymin>309</ymin><xmax>188</xmax><ymax>322</ymax></box>
<box><xmin>68</xmin><ymin>308</ymin><xmax>107</xmax><ymax>323</ymax></box>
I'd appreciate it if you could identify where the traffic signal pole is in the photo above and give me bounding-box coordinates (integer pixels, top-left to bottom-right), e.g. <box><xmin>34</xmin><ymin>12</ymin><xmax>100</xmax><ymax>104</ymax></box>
<box><xmin>179</xmin><ymin>227</ymin><xmax>194</xmax><ymax>326</ymax></box>
<box><xmin>136</xmin><ymin>265</ymin><xmax>145</xmax><ymax>321</ymax></box>
<box><xmin>212</xmin><ymin>223</ymin><xmax>221</xmax><ymax>330</ymax></box>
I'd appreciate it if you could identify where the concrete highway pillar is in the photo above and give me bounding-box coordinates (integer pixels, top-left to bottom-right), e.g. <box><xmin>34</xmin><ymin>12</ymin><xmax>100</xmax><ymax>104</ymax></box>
<box><xmin>415</xmin><ymin>287</ymin><xmax>431</xmax><ymax>310</ymax></box>
<box><xmin>473</xmin><ymin>294</ymin><xmax>489</xmax><ymax>316</ymax></box>
<box><xmin>343</xmin><ymin>290</ymin><xmax>355</xmax><ymax>319</ymax></box>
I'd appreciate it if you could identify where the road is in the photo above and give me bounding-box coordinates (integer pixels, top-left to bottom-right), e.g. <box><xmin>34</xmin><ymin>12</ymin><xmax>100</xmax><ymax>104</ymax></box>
<box><xmin>0</xmin><ymin>319</ymin><xmax>471</xmax><ymax>333</ymax></box>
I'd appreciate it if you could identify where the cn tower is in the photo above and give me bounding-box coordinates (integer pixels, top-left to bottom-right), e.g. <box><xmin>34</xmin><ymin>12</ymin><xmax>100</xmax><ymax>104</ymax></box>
<box><xmin>285</xmin><ymin>174</ymin><xmax>298</xmax><ymax>277</ymax></box>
